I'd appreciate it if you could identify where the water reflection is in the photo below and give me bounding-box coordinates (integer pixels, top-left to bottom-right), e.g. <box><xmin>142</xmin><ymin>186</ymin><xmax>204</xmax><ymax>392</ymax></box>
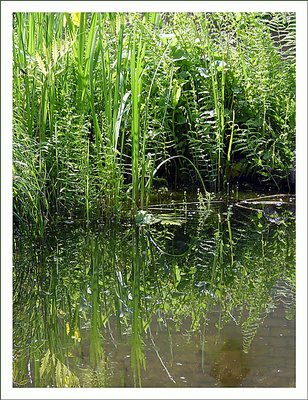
<box><xmin>13</xmin><ymin>196</ymin><xmax>295</xmax><ymax>387</ymax></box>
<box><xmin>211</xmin><ymin>339</ymin><xmax>250</xmax><ymax>387</ymax></box>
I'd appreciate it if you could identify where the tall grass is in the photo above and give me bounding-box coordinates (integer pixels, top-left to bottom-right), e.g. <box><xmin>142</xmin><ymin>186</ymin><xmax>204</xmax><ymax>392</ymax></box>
<box><xmin>130</xmin><ymin>28</ymin><xmax>146</xmax><ymax>210</ymax></box>
<box><xmin>13</xmin><ymin>12</ymin><xmax>295</xmax><ymax>233</ymax></box>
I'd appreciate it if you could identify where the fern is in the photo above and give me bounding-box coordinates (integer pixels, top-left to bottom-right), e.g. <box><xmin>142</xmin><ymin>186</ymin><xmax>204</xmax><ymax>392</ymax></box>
<box><xmin>39</xmin><ymin>349</ymin><xmax>51</xmax><ymax>378</ymax></box>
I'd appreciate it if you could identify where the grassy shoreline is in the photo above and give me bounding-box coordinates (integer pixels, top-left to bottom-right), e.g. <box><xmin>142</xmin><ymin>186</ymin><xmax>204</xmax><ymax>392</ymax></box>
<box><xmin>13</xmin><ymin>12</ymin><xmax>295</xmax><ymax>235</ymax></box>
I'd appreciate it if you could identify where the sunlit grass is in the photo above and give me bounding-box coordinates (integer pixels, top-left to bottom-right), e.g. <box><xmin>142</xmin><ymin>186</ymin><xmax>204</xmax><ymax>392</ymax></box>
<box><xmin>13</xmin><ymin>12</ymin><xmax>295</xmax><ymax>234</ymax></box>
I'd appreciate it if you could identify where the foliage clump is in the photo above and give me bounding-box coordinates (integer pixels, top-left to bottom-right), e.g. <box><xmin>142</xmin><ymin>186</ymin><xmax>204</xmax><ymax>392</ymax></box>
<box><xmin>13</xmin><ymin>12</ymin><xmax>295</xmax><ymax>232</ymax></box>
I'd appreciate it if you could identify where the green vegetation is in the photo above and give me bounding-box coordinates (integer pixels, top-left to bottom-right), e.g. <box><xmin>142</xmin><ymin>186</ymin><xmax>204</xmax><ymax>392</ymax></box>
<box><xmin>13</xmin><ymin>12</ymin><xmax>295</xmax><ymax>235</ymax></box>
<box><xmin>13</xmin><ymin>200</ymin><xmax>295</xmax><ymax>387</ymax></box>
<box><xmin>12</xmin><ymin>11</ymin><xmax>296</xmax><ymax>388</ymax></box>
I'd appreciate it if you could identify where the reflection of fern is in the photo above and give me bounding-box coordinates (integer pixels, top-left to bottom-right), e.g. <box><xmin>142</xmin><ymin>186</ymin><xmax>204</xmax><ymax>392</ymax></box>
<box><xmin>242</xmin><ymin>309</ymin><xmax>269</xmax><ymax>354</ymax></box>
<box><xmin>272</xmin><ymin>280</ymin><xmax>296</xmax><ymax>321</ymax></box>
<box><xmin>40</xmin><ymin>349</ymin><xmax>80</xmax><ymax>387</ymax></box>
<box><xmin>236</xmin><ymin>270</ymin><xmax>275</xmax><ymax>354</ymax></box>
<box><xmin>79</xmin><ymin>359</ymin><xmax>109</xmax><ymax>387</ymax></box>
<box><xmin>241</xmin><ymin>278</ymin><xmax>295</xmax><ymax>353</ymax></box>
<box><xmin>14</xmin><ymin>203</ymin><xmax>295</xmax><ymax>385</ymax></box>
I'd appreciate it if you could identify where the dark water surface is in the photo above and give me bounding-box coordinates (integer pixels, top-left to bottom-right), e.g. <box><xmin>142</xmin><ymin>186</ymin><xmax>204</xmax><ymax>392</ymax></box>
<box><xmin>13</xmin><ymin>194</ymin><xmax>296</xmax><ymax>388</ymax></box>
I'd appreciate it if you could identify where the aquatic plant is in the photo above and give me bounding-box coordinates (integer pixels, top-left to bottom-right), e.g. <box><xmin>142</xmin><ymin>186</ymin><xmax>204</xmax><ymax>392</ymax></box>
<box><xmin>13</xmin><ymin>12</ymin><xmax>295</xmax><ymax>233</ymax></box>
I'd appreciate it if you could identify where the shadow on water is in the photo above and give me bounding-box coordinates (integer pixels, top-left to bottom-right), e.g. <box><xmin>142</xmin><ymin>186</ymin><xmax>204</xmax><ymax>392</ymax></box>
<box><xmin>13</xmin><ymin>194</ymin><xmax>296</xmax><ymax>387</ymax></box>
<box><xmin>210</xmin><ymin>338</ymin><xmax>250</xmax><ymax>387</ymax></box>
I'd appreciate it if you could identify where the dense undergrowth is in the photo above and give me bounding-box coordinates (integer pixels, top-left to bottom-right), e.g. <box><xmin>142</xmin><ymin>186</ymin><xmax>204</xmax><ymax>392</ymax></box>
<box><xmin>13</xmin><ymin>12</ymin><xmax>296</xmax><ymax>235</ymax></box>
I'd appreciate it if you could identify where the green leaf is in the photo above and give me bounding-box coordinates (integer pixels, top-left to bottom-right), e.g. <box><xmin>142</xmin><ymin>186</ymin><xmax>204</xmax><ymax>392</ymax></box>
<box><xmin>172</xmin><ymin>48</ymin><xmax>187</xmax><ymax>61</ymax></box>
<box><xmin>159</xmin><ymin>33</ymin><xmax>177</xmax><ymax>46</ymax></box>
<box><xmin>172</xmin><ymin>81</ymin><xmax>182</xmax><ymax>107</ymax></box>
<box><xmin>39</xmin><ymin>349</ymin><xmax>51</xmax><ymax>378</ymax></box>
<box><xmin>159</xmin><ymin>219</ymin><xmax>183</xmax><ymax>226</ymax></box>
<box><xmin>55</xmin><ymin>360</ymin><xmax>63</xmax><ymax>387</ymax></box>
<box><xmin>71</xmin><ymin>12</ymin><xmax>81</xmax><ymax>27</ymax></box>
<box><xmin>175</xmin><ymin>265</ymin><xmax>181</xmax><ymax>284</ymax></box>
<box><xmin>35</xmin><ymin>53</ymin><xmax>47</xmax><ymax>75</ymax></box>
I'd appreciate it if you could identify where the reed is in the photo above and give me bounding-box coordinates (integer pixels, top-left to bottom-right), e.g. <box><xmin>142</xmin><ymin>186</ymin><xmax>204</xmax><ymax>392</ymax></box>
<box><xmin>130</xmin><ymin>28</ymin><xmax>146</xmax><ymax>209</ymax></box>
<box><xmin>13</xmin><ymin>12</ymin><xmax>295</xmax><ymax>232</ymax></box>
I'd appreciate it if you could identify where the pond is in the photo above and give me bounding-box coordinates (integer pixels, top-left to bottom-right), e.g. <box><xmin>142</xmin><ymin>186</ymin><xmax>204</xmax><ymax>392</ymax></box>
<box><xmin>13</xmin><ymin>193</ymin><xmax>296</xmax><ymax>388</ymax></box>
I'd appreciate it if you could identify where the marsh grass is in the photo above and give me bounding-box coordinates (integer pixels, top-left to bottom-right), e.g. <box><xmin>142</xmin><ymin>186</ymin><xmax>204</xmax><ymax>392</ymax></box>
<box><xmin>13</xmin><ymin>12</ymin><xmax>295</xmax><ymax>233</ymax></box>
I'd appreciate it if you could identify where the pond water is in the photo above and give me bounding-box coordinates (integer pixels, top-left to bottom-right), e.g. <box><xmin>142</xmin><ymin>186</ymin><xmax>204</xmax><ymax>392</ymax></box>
<box><xmin>13</xmin><ymin>193</ymin><xmax>296</xmax><ymax>388</ymax></box>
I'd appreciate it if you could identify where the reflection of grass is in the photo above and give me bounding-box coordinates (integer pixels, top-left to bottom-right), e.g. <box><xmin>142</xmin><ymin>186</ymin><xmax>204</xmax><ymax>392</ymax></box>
<box><xmin>89</xmin><ymin>239</ymin><xmax>106</xmax><ymax>370</ymax></box>
<box><xmin>130</xmin><ymin>228</ymin><xmax>146</xmax><ymax>386</ymax></box>
<box><xmin>13</xmin><ymin>205</ymin><xmax>295</xmax><ymax>387</ymax></box>
<box><xmin>220</xmin><ymin>209</ymin><xmax>296</xmax><ymax>353</ymax></box>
